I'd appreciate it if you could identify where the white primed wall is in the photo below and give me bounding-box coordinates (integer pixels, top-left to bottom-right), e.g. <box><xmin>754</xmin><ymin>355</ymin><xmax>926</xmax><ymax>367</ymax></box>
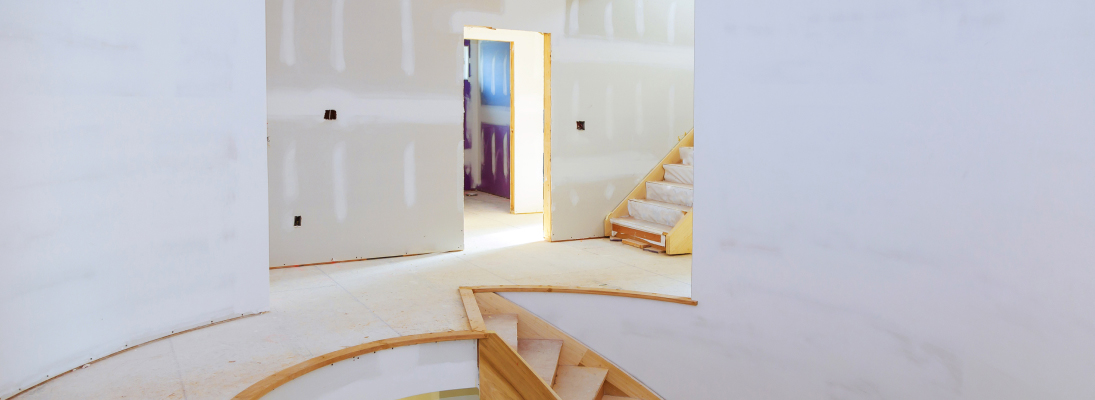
<box><xmin>262</xmin><ymin>340</ymin><xmax>478</xmax><ymax>400</ymax></box>
<box><xmin>0</xmin><ymin>1</ymin><xmax>269</xmax><ymax>398</ymax></box>
<box><xmin>464</xmin><ymin>27</ymin><xmax>546</xmax><ymax>214</ymax></box>
<box><xmin>508</xmin><ymin>1</ymin><xmax>1095</xmax><ymax>398</ymax></box>
<box><xmin>268</xmin><ymin>0</ymin><xmax>695</xmax><ymax>258</ymax></box>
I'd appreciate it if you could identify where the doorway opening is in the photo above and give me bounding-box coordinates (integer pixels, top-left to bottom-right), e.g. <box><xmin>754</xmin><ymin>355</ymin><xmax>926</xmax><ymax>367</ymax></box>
<box><xmin>462</xmin><ymin>27</ymin><xmax>552</xmax><ymax>247</ymax></box>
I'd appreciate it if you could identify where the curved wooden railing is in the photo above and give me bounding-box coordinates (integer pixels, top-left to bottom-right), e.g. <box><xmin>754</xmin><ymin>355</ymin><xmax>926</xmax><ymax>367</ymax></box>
<box><xmin>232</xmin><ymin>331</ymin><xmax>487</xmax><ymax>400</ymax></box>
<box><xmin>237</xmin><ymin>287</ymin><xmax>696</xmax><ymax>400</ymax></box>
<box><xmin>463</xmin><ymin>285</ymin><xmax>698</xmax><ymax>306</ymax></box>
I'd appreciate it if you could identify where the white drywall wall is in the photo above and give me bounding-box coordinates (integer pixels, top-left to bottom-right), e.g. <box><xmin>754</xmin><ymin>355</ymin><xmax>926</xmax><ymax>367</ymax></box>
<box><xmin>0</xmin><ymin>1</ymin><xmax>269</xmax><ymax>398</ymax></box>
<box><xmin>267</xmin><ymin>0</ymin><xmax>466</xmax><ymax>266</ymax></box>
<box><xmin>262</xmin><ymin>340</ymin><xmax>478</xmax><ymax>400</ymax></box>
<box><xmin>507</xmin><ymin>1</ymin><xmax>1095</xmax><ymax>398</ymax></box>
<box><xmin>465</xmin><ymin>27</ymin><xmax>546</xmax><ymax>214</ymax></box>
<box><xmin>543</xmin><ymin>0</ymin><xmax>695</xmax><ymax>240</ymax></box>
<box><xmin>268</xmin><ymin>0</ymin><xmax>694</xmax><ymax>255</ymax></box>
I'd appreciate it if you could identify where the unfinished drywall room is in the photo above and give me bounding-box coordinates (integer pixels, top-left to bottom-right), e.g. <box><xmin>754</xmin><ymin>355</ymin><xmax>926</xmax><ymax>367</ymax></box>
<box><xmin>9</xmin><ymin>0</ymin><xmax>1085</xmax><ymax>399</ymax></box>
<box><xmin>3</xmin><ymin>0</ymin><xmax>695</xmax><ymax>399</ymax></box>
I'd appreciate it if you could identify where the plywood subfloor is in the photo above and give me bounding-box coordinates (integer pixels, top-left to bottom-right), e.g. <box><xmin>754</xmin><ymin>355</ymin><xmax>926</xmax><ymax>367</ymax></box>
<box><xmin>17</xmin><ymin>193</ymin><xmax>690</xmax><ymax>400</ymax></box>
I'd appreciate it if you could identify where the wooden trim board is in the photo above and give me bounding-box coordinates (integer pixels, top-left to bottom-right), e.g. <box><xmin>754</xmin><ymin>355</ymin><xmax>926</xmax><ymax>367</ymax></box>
<box><xmin>460</xmin><ymin>288</ymin><xmax>487</xmax><ymax>332</ymax></box>
<box><xmin>543</xmin><ymin>32</ymin><xmax>553</xmax><ymax>241</ymax></box>
<box><xmin>464</xmin><ymin>285</ymin><xmax>698</xmax><ymax>306</ymax></box>
<box><xmin>509</xmin><ymin>40</ymin><xmax>516</xmax><ymax>213</ymax></box>
<box><xmin>232</xmin><ymin>331</ymin><xmax>488</xmax><ymax>400</ymax></box>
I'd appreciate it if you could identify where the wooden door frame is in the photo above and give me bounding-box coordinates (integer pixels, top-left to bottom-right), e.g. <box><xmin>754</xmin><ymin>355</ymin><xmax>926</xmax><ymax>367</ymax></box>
<box><xmin>542</xmin><ymin>33</ymin><xmax>553</xmax><ymax>241</ymax></box>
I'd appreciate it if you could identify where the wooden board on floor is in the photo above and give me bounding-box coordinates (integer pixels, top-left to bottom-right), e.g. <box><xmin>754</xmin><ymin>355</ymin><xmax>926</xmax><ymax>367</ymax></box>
<box><xmin>621</xmin><ymin>238</ymin><xmax>649</xmax><ymax>249</ymax></box>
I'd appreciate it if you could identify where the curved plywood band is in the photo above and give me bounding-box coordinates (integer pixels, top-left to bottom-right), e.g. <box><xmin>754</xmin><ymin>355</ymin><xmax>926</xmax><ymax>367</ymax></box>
<box><xmin>233</xmin><ymin>331</ymin><xmax>488</xmax><ymax>400</ymax></box>
<box><xmin>463</xmin><ymin>285</ymin><xmax>698</xmax><ymax>306</ymax></box>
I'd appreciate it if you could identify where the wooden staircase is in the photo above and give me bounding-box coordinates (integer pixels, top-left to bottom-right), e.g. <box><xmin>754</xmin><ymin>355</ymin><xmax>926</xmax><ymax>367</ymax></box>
<box><xmin>461</xmin><ymin>287</ymin><xmax>667</xmax><ymax>400</ymax></box>
<box><xmin>482</xmin><ymin>311</ymin><xmax>637</xmax><ymax>400</ymax></box>
<box><xmin>605</xmin><ymin>129</ymin><xmax>694</xmax><ymax>255</ymax></box>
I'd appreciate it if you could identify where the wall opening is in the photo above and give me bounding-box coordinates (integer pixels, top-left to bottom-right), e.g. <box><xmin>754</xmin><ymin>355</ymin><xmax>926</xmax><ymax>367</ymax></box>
<box><xmin>462</xmin><ymin>26</ymin><xmax>551</xmax><ymax>242</ymax></box>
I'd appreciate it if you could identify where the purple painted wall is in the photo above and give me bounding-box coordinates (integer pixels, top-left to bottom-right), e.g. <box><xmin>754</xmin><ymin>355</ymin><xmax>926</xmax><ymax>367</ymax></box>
<box><xmin>464</xmin><ymin>40</ymin><xmax>511</xmax><ymax>198</ymax></box>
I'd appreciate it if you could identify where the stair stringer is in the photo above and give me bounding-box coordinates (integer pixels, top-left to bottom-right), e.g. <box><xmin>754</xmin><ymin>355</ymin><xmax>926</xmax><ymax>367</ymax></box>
<box><xmin>666</xmin><ymin>211</ymin><xmax>693</xmax><ymax>255</ymax></box>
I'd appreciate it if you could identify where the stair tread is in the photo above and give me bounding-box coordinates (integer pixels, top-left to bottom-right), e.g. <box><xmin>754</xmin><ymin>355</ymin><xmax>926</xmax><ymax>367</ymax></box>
<box><xmin>663</xmin><ymin>163</ymin><xmax>694</xmax><ymax>185</ymax></box>
<box><xmin>629</xmin><ymin>198</ymin><xmax>692</xmax><ymax>212</ymax></box>
<box><xmin>680</xmin><ymin>146</ymin><xmax>694</xmax><ymax>166</ymax></box>
<box><xmin>646</xmin><ymin>180</ymin><xmax>694</xmax><ymax>208</ymax></box>
<box><xmin>647</xmin><ymin>180</ymin><xmax>693</xmax><ymax>190</ymax></box>
<box><xmin>611</xmin><ymin>217</ymin><xmax>673</xmax><ymax>235</ymax></box>
<box><xmin>602</xmin><ymin>396</ymin><xmax>637</xmax><ymax>400</ymax></box>
<box><xmin>552</xmin><ymin>365</ymin><xmax>609</xmax><ymax>400</ymax></box>
<box><xmin>483</xmin><ymin>314</ymin><xmax>518</xmax><ymax>351</ymax></box>
<box><xmin>517</xmin><ymin>339</ymin><xmax>564</xmax><ymax>386</ymax></box>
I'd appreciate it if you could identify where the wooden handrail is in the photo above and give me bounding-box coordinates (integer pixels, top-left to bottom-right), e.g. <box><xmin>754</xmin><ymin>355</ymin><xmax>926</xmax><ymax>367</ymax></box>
<box><xmin>233</xmin><ymin>331</ymin><xmax>488</xmax><ymax>399</ymax></box>
<box><xmin>462</xmin><ymin>285</ymin><xmax>698</xmax><ymax>306</ymax></box>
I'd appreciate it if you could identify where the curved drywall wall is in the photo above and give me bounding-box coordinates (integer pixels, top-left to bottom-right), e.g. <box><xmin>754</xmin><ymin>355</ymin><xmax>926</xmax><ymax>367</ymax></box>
<box><xmin>503</xmin><ymin>2</ymin><xmax>1095</xmax><ymax>396</ymax></box>
<box><xmin>261</xmin><ymin>340</ymin><xmax>478</xmax><ymax>400</ymax></box>
<box><xmin>0</xmin><ymin>1</ymin><xmax>270</xmax><ymax>398</ymax></box>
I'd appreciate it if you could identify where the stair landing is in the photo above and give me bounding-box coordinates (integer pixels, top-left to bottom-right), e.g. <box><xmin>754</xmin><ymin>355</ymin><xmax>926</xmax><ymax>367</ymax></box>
<box><xmin>552</xmin><ymin>365</ymin><xmax>609</xmax><ymax>400</ymax></box>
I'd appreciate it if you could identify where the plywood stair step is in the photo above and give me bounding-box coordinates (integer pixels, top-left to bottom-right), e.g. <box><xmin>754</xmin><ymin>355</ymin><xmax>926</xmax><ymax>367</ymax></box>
<box><xmin>516</xmin><ymin>339</ymin><xmax>564</xmax><ymax>386</ymax></box>
<box><xmin>552</xmin><ymin>365</ymin><xmax>609</xmax><ymax>400</ymax></box>
<box><xmin>602</xmin><ymin>396</ymin><xmax>638</xmax><ymax>400</ymax></box>
<box><xmin>680</xmin><ymin>146</ymin><xmax>694</xmax><ymax>165</ymax></box>
<box><xmin>662</xmin><ymin>163</ymin><xmax>694</xmax><ymax>185</ymax></box>
<box><xmin>627</xmin><ymin>199</ymin><xmax>691</xmax><ymax>227</ymax></box>
<box><xmin>483</xmin><ymin>313</ymin><xmax>518</xmax><ymax>351</ymax></box>
<box><xmin>646</xmin><ymin>180</ymin><xmax>693</xmax><ymax>207</ymax></box>
<box><xmin>610</xmin><ymin>217</ymin><xmax>673</xmax><ymax>237</ymax></box>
